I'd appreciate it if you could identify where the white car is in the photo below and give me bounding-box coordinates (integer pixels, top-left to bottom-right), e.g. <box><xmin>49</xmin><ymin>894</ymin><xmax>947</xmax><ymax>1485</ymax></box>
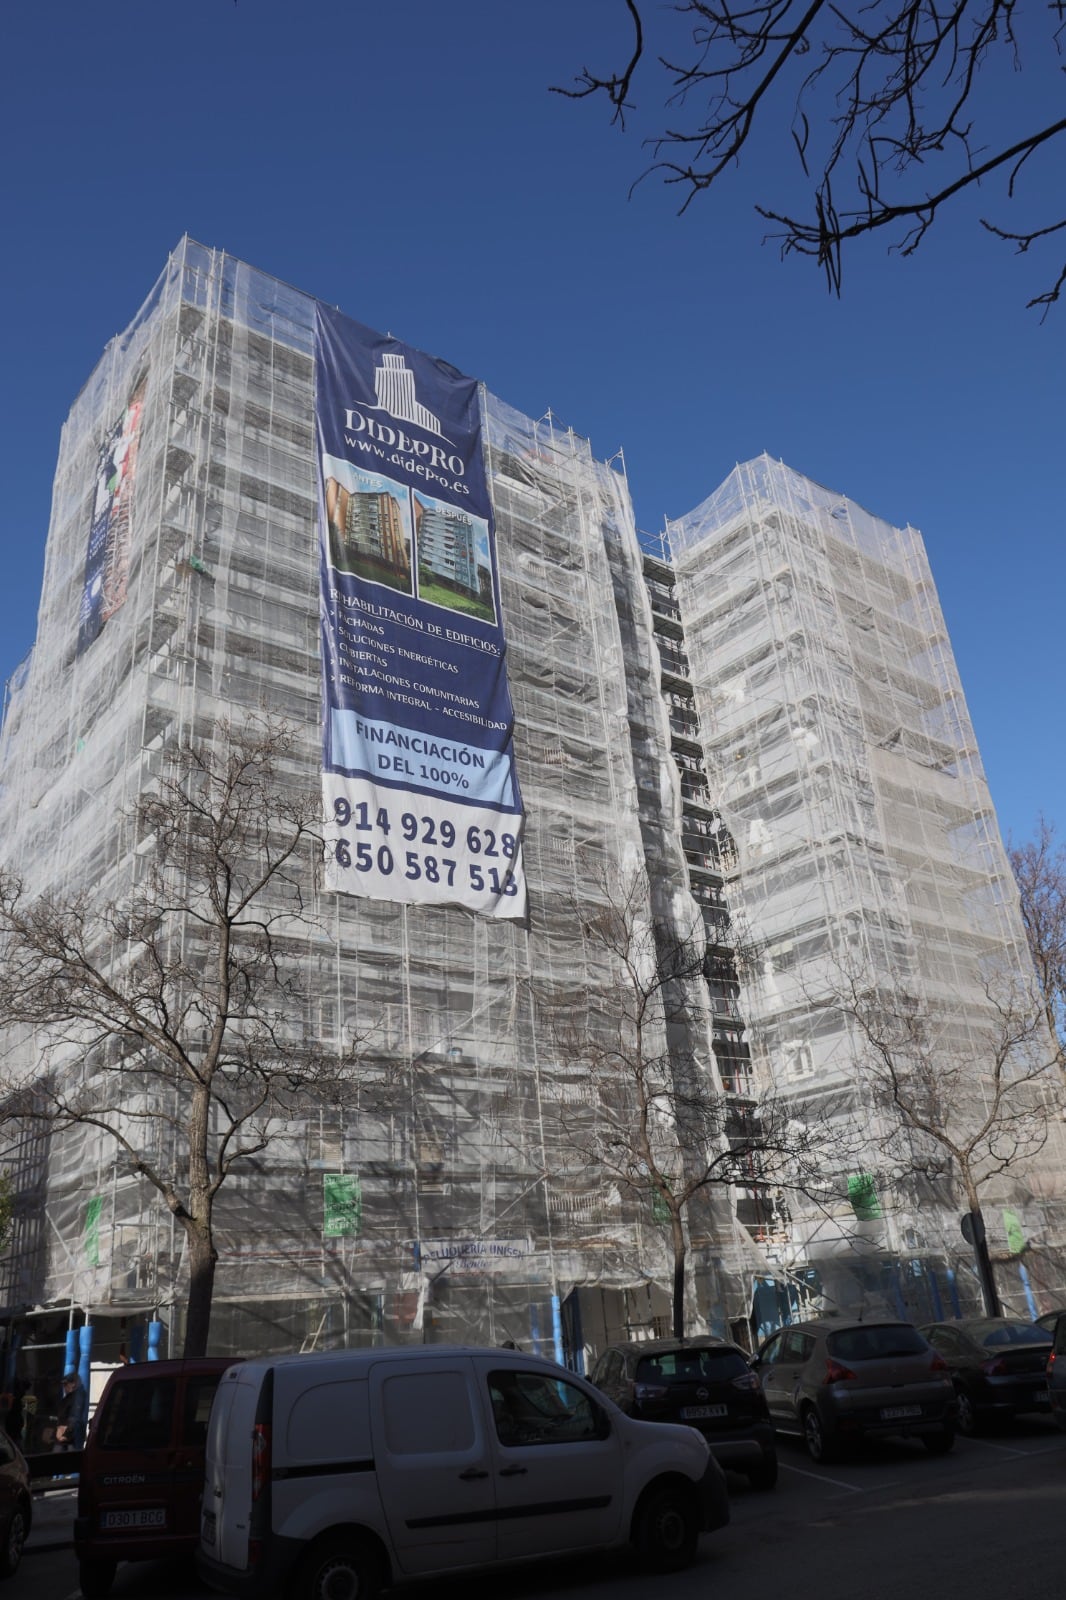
<box><xmin>199</xmin><ymin>1345</ymin><xmax>728</xmax><ymax>1598</ymax></box>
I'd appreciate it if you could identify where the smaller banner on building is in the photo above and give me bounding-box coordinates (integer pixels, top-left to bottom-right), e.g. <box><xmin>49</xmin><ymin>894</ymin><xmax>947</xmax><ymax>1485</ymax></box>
<box><xmin>77</xmin><ymin>376</ymin><xmax>146</xmax><ymax>655</ymax></box>
<box><xmin>323</xmin><ymin>1173</ymin><xmax>362</xmax><ymax>1238</ymax></box>
<box><xmin>414</xmin><ymin>1237</ymin><xmax>533</xmax><ymax>1275</ymax></box>
<box><xmin>315</xmin><ymin>305</ymin><xmax>526</xmax><ymax>921</ymax></box>
<box><xmin>84</xmin><ymin>1195</ymin><xmax>104</xmax><ymax>1267</ymax></box>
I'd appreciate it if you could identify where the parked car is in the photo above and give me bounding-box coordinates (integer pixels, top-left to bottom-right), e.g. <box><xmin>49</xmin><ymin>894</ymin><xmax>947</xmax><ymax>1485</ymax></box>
<box><xmin>920</xmin><ymin>1318</ymin><xmax>1054</xmax><ymax>1434</ymax></box>
<box><xmin>753</xmin><ymin>1319</ymin><xmax>955</xmax><ymax>1462</ymax></box>
<box><xmin>1047</xmin><ymin>1312</ymin><xmax>1066</xmax><ymax>1431</ymax></box>
<box><xmin>199</xmin><ymin>1345</ymin><xmax>729</xmax><ymax>1599</ymax></box>
<box><xmin>589</xmin><ymin>1337</ymin><xmax>777</xmax><ymax>1489</ymax></box>
<box><xmin>74</xmin><ymin>1356</ymin><xmax>241</xmax><ymax>1599</ymax></box>
<box><xmin>0</xmin><ymin>1430</ymin><xmax>31</xmax><ymax>1581</ymax></box>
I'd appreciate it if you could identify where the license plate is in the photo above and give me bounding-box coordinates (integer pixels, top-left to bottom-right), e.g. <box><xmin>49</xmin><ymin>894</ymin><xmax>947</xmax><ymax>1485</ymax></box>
<box><xmin>880</xmin><ymin>1405</ymin><xmax>922</xmax><ymax>1420</ymax></box>
<box><xmin>1032</xmin><ymin>1392</ymin><xmax>1050</xmax><ymax>1405</ymax></box>
<box><xmin>681</xmin><ymin>1404</ymin><xmax>728</xmax><ymax>1420</ymax></box>
<box><xmin>100</xmin><ymin>1509</ymin><xmax>166</xmax><ymax>1530</ymax></box>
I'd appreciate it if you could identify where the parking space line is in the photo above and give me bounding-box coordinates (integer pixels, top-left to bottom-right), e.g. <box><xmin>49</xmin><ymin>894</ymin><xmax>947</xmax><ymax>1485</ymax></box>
<box><xmin>778</xmin><ymin>1460</ymin><xmax>865</xmax><ymax>1492</ymax></box>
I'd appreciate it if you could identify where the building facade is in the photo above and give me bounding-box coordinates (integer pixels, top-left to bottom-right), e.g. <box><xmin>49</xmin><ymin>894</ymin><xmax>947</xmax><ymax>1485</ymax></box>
<box><xmin>1</xmin><ymin>243</ymin><xmax>1061</xmax><ymax>1374</ymax></box>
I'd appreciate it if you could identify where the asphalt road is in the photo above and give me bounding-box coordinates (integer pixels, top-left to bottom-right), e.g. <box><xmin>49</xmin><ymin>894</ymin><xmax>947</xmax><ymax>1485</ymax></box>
<box><xmin>18</xmin><ymin>1420</ymin><xmax>1065</xmax><ymax>1600</ymax></box>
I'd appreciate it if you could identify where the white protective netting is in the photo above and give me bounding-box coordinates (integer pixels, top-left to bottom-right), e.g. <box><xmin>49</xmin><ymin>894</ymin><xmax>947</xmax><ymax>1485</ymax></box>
<box><xmin>0</xmin><ymin>239</ymin><xmax>756</xmax><ymax>1358</ymax></box>
<box><xmin>667</xmin><ymin>457</ymin><xmax>1066</xmax><ymax>1318</ymax></box>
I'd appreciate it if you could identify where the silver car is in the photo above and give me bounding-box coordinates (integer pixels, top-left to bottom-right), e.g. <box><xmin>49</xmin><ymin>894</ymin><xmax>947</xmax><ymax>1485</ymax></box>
<box><xmin>753</xmin><ymin>1319</ymin><xmax>956</xmax><ymax>1462</ymax></box>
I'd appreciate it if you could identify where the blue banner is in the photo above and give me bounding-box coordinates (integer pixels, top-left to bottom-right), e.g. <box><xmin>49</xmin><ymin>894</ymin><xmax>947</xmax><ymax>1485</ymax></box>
<box><xmin>315</xmin><ymin>304</ymin><xmax>526</xmax><ymax>919</ymax></box>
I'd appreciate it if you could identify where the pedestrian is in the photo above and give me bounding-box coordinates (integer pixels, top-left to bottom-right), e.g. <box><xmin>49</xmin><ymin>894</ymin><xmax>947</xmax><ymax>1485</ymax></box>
<box><xmin>54</xmin><ymin>1369</ymin><xmax>88</xmax><ymax>1451</ymax></box>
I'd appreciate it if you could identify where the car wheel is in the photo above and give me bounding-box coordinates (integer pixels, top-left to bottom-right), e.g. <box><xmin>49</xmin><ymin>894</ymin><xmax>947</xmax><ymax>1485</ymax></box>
<box><xmin>633</xmin><ymin>1483</ymin><xmax>699</xmax><ymax>1573</ymax></box>
<box><xmin>288</xmin><ymin>1535</ymin><xmax>384</xmax><ymax>1600</ymax></box>
<box><xmin>954</xmin><ymin>1387</ymin><xmax>981</xmax><ymax>1436</ymax></box>
<box><xmin>802</xmin><ymin>1405</ymin><xmax>838</xmax><ymax>1464</ymax></box>
<box><xmin>923</xmin><ymin>1426</ymin><xmax>955</xmax><ymax>1455</ymax></box>
<box><xmin>746</xmin><ymin>1452</ymin><xmax>779</xmax><ymax>1490</ymax></box>
<box><xmin>0</xmin><ymin>1501</ymin><xmax>28</xmax><ymax>1579</ymax></box>
<box><xmin>78</xmin><ymin>1559</ymin><xmax>118</xmax><ymax>1600</ymax></box>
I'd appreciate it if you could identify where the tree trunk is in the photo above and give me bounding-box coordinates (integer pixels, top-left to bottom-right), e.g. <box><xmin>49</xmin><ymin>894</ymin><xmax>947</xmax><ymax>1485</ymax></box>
<box><xmin>182</xmin><ymin>1223</ymin><xmax>218</xmax><ymax>1357</ymax></box>
<box><xmin>965</xmin><ymin>1206</ymin><xmax>1002</xmax><ymax>1318</ymax></box>
<box><xmin>670</xmin><ymin>1212</ymin><xmax>687</xmax><ymax>1340</ymax></box>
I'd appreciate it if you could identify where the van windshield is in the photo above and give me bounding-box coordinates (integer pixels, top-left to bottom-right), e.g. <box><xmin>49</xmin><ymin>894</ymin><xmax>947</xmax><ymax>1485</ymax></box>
<box><xmin>97</xmin><ymin>1377</ymin><xmax>177</xmax><ymax>1451</ymax></box>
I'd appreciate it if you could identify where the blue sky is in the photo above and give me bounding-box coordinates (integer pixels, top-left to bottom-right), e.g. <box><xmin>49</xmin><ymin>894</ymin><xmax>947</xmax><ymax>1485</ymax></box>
<box><xmin>1</xmin><ymin>1</ymin><xmax>1061</xmax><ymax>850</ymax></box>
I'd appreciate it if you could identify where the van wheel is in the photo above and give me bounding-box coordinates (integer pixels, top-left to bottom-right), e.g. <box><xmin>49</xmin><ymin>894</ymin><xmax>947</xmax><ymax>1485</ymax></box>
<box><xmin>78</xmin><ymin>1558</ymin><xmax>118</xmax><ymax>1599</ymax></box>
<box><xmin>633</xmin><ymin>1483</ymin><xmax>699</xmax><ymax>1573</ymax></box>
<box><xmin>0</xmin><ymin>1501</ymin><xmax>29</xmax><ymax>1578</ymax></box>
<box><xmin>290</xmin><ymin>1535</ymin><xmax>383</xmax><ymax>1600</ymax></box>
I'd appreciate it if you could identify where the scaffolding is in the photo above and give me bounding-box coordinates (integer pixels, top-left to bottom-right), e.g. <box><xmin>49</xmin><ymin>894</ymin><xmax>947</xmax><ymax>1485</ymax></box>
<box><xmin>0</xmin><ymin>239</ymin><xmax>749</xmax><ymax>1362</ymax></box>
<box><xmin>667</xmin><ymin>457</ymin><xmax>1066</xmax><ymax>1317</ymax></box>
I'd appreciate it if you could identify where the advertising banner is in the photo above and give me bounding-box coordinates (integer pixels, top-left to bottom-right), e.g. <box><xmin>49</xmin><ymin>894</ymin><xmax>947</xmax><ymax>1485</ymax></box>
<box><xmin>315</xmin><ymin>304</ymin><xmax>526</xmax><ymax>919</ymax></box>
<box><xmin>322</xmin><ymin>1173</ymin><xmax>362</xmax><ymax>1239</ymax></box>
<box><xmin>414</xmin><ymin>1238</ymin><xmax>533</xmax><ymax>1276</ymax></box>
<box><xmin>77</xmin><ymin>376</ymin><xmax>146</xmax><ymax>655</ymax></box>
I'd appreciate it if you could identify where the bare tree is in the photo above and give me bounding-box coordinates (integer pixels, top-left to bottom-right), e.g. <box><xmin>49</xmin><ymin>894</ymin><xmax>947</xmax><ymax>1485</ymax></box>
<box><xmin>836</xmin><ymin>967</ymin><xmax>1057</xmax><ymax>1313</ymax></box>
<box><xmin>0</xmin><ymin>720</ymin><xmax>360</xmax><ymax>1357</ymax></box>
<box><xmin>543</xmin><ymin>870</ymin><xmax>836</xmax><ymax>1339</ymax></box>
<box><xmin>1010</xmin><ymin>817</ymin><xmax>1066</xmax><ymax>1085</ymax></box>
<box><xmin>554</xmin><ymin>0</ymin><xmax>1066</xmax><ymax>312</ymax></box>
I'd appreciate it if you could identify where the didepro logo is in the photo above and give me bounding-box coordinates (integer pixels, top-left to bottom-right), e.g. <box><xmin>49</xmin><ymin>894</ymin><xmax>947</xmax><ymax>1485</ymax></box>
<box><xmin>342</xmin><ymin>351</ymin><xmax>469</xmax><ymax>496</ymax></box>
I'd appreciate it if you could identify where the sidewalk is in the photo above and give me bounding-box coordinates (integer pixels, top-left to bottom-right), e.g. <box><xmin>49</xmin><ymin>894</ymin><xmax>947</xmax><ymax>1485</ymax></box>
<box><xmin>26</xmin><ymin>1486</ymin><xmax>76</xmax><ymax>1554</ymax></box>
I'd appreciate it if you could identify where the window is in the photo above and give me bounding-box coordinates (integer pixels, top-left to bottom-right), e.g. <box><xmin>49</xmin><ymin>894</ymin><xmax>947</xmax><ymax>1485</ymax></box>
<box><xmin>488</xmin><ymin>1371</ymin><xmax>608</xmax><ymax>1447</ymax></box>
<box><xmin>635</xmin><ymin>1347</ymin><xmax>749</xmax><ymax>1384</ymax></box>
<box><xmin>827</xmin><ymin>1326</ymin><xmax>928</xmax><ymax>1362</ymax></box>
<box><xmin>97</xmin><ymin>1378</ymin><xmax>177</xmax><ymax>1451</ymax></box>
<box><xmin>782</xmin><ymin>1331</ymin><xmax>814</xmax><ymax>1364</ymax></box>
<box><xmin>180</xmin><ymin>1374</ymin><xmax>226</xmax><ymax>1447</ymax></box>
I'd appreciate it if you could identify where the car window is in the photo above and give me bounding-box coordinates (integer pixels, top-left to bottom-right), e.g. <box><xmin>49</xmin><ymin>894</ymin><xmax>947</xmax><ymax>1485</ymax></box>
<box><xmin>759</xmin><ymin>1333</ymin><xmax>784</xmax><ymax>1365</ymax></box>
<box><xmin>635</xmin><ymin>1348</ymin><xmax>749</xmax><ymax>1383</ymax></box>
<box><xmin>781</xmin><ymin>1331</ymin><xmax>814</xmax><ymax>1363</ymax></box>
<box><xmin>489</xmin><ymin>1370</ymin><xmax>607</xmax><ymax>1446</ymax></box>
<box><xmin>827</xmin><ymin>1326</ymin><xmax>927</xmax><ymax>1361</ymax></box>
<box><xmin>925</xmin><ymin>1327</ymin><xmax>958</xmax><ymax>1355</ymax></box>
<box><xmin>180</xmin><ymin>1373</ymin><xmax>226</xmax><ymax>1447</ymax></box>
<box><xmin>979</xmin><ymin>1323</ymin><xmax>1052</xmax><ymax>1348</ymax></box>
<box><xmin>96</xmin><ymin>1377</ymin><xmax>177</xmax><ymax>1451</ymax></box>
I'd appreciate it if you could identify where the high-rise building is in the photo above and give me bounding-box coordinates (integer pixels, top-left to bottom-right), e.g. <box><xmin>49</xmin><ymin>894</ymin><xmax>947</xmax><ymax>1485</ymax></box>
<box><xmin>1</xmin><ymin>243</ymin><xmax>1061</xmax><ymax>1371</ymax></box>
<box><xmin>666</xmin><ymin>458</ymin><xmax>1066</xmax><ymax>1325</ymax></box>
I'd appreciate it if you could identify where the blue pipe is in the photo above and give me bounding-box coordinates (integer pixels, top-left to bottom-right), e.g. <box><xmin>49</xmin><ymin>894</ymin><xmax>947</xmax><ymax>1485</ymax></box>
<box><xmin>551</xmin><ymin>1294</ymin><xmax>564</xmax><ymax>1368</ymax></box>
<box><xmin>77</xmin><ymin>1323</ymin><xmax>93</xmax><ymax>1394</ymax></box>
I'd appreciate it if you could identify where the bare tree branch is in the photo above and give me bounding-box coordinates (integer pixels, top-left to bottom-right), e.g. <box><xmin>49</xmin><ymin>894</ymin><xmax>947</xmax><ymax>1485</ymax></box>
<box><xmin>557</xmin><ymin>0</ymin><xmax>1066</xmax><ymax>307</ymax></box>
<box><xmin>0</xmin><ymin>719</ymin><xmax>370</xmax><ymax>1355</ymax></box>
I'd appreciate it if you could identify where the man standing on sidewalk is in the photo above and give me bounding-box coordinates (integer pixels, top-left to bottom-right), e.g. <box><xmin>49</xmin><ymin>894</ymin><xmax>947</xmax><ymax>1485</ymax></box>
<box><xmin>54</xmin><ymin>1371</ymin><xmax>88</xmax><ymax>1451</ymax></box>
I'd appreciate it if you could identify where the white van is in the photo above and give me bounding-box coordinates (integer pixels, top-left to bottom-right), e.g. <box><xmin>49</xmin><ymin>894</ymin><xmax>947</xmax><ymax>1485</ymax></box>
<box><xmin>198</xmin><ymin>1345</ymin><xmax>728</xmax><ymax>1598</ymax></box>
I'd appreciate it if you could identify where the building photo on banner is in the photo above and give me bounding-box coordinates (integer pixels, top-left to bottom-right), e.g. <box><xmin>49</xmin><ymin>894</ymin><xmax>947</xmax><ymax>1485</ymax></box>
<box><xmin>0</xmin><ymin>230</ymin><xmax>1063</xmax><ymax>1379</ymax></box>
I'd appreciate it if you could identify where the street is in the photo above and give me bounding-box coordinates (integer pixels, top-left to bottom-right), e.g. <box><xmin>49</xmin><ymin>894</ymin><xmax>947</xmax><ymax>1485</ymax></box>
<box><xmin>19</xmin><ymin>1420</ymin><xmax>1064</xmax><ymax>1600</ymax></box>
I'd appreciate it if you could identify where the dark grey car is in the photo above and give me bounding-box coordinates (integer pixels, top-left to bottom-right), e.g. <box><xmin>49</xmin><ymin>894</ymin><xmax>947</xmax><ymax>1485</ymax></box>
<box><xmin>753</xmin><ymin>1319</ymin><xmax>956</xmax><ymax>1462</ymax></box>
<box><xmin>1048</xmin><ymin>1313</ymin><xmax>1066</xmax><ymax>1432</ymax></box>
